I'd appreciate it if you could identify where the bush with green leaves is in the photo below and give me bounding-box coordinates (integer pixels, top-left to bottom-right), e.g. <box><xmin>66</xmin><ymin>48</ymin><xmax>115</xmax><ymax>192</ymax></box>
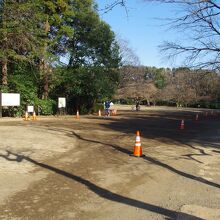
<box><xmin>37</xmin><ymin>99</ymin><xmax>56</xmax><ymax>115</ymax></box>
<box><xmin>51</xmin><ymin>66</ymin><xmax>119</xmax><ymax>114</ymax></box>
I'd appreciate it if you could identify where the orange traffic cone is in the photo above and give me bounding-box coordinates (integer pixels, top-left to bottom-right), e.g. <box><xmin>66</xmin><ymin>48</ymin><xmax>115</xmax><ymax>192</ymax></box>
<box><xmin>112</xmin><ymin>109</ymin><xmax>117</xmax><ymax>116</ymax></box>
<box><xmin>32</xmin><ymin>111</ymin><xmax>37</xmax><ymax>121</ymax></box>
<box><xmin>133</xmin><ymin>131</ymin><xmax>143</xmax><ymax>157</ymax></box>
<box><xmin>180</xmin><ymin>119</ymin><xmax>185</xmax><ymax>130</ymax></box>
<box><xmin>76</xmin><ymin>110</ymin><xmax>80</xmax><ymax>119</ymax></box>
<box><xmin>98</xmin><ymin>109</ymin><xmax>101</xmax><ymax>116</ymax></box>
<box><xmin>24</xmin><ymin>111</ymin><xmax>29</xmax><ymax>121</ymax></box>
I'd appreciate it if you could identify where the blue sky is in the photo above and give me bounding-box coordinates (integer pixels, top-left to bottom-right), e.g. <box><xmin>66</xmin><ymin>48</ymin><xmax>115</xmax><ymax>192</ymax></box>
<box><xmin>96</xmin><ymin>0</ymin><xmax>180</xmax><ymax>68</ymax></box>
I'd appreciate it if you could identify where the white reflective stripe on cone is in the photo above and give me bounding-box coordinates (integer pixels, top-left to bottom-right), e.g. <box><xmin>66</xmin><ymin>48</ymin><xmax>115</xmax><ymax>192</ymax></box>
<box><xmin>136</xmin><ymin>136</ymin><xmax>141</xmax><ymax>141</ymax></box>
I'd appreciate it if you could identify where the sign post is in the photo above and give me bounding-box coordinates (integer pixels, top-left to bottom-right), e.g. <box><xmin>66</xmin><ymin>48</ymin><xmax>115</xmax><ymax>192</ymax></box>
<box><xmin>0</xmin><ymin>93</ymin><xmax>2</xmax><ymax>118</ymax></box>
<box><xmin>58</xmin><ymin>97</ymin><xmax>66</xmax><ymax>115</ymax></box>
<box><xmin>0</xmin><ymin>93</ymin><xmax>20</xmax><ymax>117</ymax></box>
<box><xmin>27</xmin><ymin>106</ymin><xmax>34</xmax><ymax>113</ymax></box>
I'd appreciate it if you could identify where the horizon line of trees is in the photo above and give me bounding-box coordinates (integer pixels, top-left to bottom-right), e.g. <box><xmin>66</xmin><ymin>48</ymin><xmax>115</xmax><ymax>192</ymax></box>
<box><xmin>116</xmin><ymin>65</ymin><xmax>220</xmax><ymax>109</ymax></box>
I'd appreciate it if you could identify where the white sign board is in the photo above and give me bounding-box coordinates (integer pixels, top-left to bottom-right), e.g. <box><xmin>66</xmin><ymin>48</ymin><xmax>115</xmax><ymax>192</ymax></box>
<box><xmin>1</xmin><ymin>93</ymin><xmax>20</xmax><ymax>106</ymax></box>
<box><xmin>27</xmin><ymin>106</ymin><xmax>34</xmax><ymax>113</ymax></box>
<box><xmin>58</xmin><ymin>97</ymin><xmax>66</xmax><ymax>108</ymax></box>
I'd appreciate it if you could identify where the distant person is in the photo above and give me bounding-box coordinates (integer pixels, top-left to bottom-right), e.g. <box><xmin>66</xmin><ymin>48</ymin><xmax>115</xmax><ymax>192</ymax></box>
<box><xmin>105</xmin><ymin>101</ymin><xmax>110</xmax><ymax>116</ymax></box>
<box><xmin>136</xmin><ymin>101</ymin><xmax>140</xmax><ymax>111</ymax></box>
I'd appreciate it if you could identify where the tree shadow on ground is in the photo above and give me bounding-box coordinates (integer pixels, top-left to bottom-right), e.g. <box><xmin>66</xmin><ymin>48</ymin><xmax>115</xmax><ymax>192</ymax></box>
<box><xmin>71</xmin><ymin>130</ymin><xmax>132</xmax><ymax>155</ymax></box>
<box><xmin>100</xmin><ymin>110</ymin><xmax>220</xmax><ymax>150</ymax></box>
<box><xmin>142</xmin><ymin>156</ymin><xmax>220</xmax><ymax>189</ymax></box>
<box><xmin>0</xmin><ymin>150</ymin><xmax>204</xmax><ymax>220</ymax></box>
<box><xmin>20</xmin><ymin>109</ymin><xmax>220</xmax><ymax>191</ymax></box>
<box><xmin>32</xmin><ymin>123</ymin><xmax>220</xmax><ymax>190</ymax></box>
<box><xmin>69</xmin><ymin>130</ymin><xmax>220</xmax><ymax>190</ymax></box>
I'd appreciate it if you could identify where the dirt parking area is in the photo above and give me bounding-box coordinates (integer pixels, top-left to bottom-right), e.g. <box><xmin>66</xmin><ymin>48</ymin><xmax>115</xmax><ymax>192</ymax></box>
<box><xmin>0</xmin><ymin>105</ymin><xmax>220</xmax><ymax>220</ymax></box>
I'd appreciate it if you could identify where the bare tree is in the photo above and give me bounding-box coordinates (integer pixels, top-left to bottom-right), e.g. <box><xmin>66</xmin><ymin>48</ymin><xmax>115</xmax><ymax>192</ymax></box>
<box><xmin>116</xmin><ymin>66</ymin><xmax>159</xmax><ymax>105</ymax></box>
<box><xmin>99</xmin><ymin>1</ymin><xmax>220</xmax><ymax>70</ymax></box>
<box><xmin>160</xmin><ymin>68</ymin><xmax>219</xmax><ymax>106</ymax></box>
<box><xmin>98</xmin><ymin>0</ymin><xmax>127</xmax><ymax>14</ymax></box>
<box><xmin>117</xmin><ymin>37</ymin><xmax>141</xmax><ymax>66</ymax></box>
<box><xmin>143</xmin><ymin>0</ymin><xmax>220</xmax><ymax>71</ymax></box>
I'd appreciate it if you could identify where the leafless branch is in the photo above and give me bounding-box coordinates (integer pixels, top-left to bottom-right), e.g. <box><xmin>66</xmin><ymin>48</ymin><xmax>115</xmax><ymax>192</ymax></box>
<box><xmin>144</xmin><ymin>0</ymin><xmax>220</xmax><ymax>70</ymax></box>
<box><xmin>99</xmin><ymin>0</ymin><xmax>128</xmax><ymax>15</ymax></box>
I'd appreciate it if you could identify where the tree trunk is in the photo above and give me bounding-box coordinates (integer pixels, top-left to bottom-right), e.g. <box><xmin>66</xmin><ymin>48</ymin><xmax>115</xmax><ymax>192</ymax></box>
<box><xmin>2</xmin><ymin>60</ymin><xmax>8</xmax><ymax>86</ymax></box>
<box><xmin>41</xmin><ymin>17</ymin><xmax>50</xmax><ymax>100</ymax></box>
<box><xmin>43</xmin><ymin>72</ymin><xmax>49</xmax><ymax>100</ymax></box>
<box><xmin>40</xmin><ymin>58</ymin><xmax>49</xmax><ymax>100</ymax></box>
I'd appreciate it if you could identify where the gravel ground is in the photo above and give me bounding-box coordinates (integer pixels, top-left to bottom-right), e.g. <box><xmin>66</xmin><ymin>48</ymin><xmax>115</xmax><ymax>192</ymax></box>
<box><xmin>0</xmin><ymin>106</ymin><xmax>220</xmax><ymax>220</ymax></box>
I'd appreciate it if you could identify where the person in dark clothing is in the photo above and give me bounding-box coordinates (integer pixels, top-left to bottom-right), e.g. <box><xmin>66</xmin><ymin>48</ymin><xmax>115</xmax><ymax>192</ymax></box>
<box><xmin>136</xmin><ymin>101</ymin><xmax>140</xmax><ymax>111</ymax></box>
<box><xmin>105</xmin><ymin>101</ymin><xmax>110</xmax><ymax>116</ymax></box>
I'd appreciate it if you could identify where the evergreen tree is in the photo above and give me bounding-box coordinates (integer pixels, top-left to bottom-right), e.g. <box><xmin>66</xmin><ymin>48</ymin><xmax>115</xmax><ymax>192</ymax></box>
<box><xmin>0</xmin><ymin>0</ymin><xmax>121</xmax><ymax>115</ymax></box>
<box><xmin>0</xmin><ymin>0</ymin><xmax>43</xmax><ymax>90</ymax></box>
<box><xmin>51</xmin><ymin>0</ymin><xmax>121</xmax><ymax>112</ymax></box>
<box><xmin>37</xmin><ymin>0</ymin><xmax>74</xmax><ymax>99</ymax></box>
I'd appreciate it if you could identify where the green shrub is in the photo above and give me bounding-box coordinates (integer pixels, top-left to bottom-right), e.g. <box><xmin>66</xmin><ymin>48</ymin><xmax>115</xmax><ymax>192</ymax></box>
<box><xmin>37</xmin><ymin>99</ymin><xmax>56</xmax><ymax>115</ymax></box>
<box><xmin>210</xmin><ymin>102</ymin><xmax>220</xmax><ymax>109</ymax></box>
<box><xmin>8</xmin><ymin>106</ymin><xmax>23</xmax><ymax>117</ymax></box>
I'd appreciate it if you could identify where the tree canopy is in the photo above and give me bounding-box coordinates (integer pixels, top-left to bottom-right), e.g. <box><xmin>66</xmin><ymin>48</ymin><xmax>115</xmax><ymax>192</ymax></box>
<box><xmin>0</xmin><ymin>0</ymin><xmax>121</xmax><ymax>116</ymax></box>
<box><xmin>116</xmin><ymin>65</ymin><xmax>220</xmax><ymax>108</ymax></box>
